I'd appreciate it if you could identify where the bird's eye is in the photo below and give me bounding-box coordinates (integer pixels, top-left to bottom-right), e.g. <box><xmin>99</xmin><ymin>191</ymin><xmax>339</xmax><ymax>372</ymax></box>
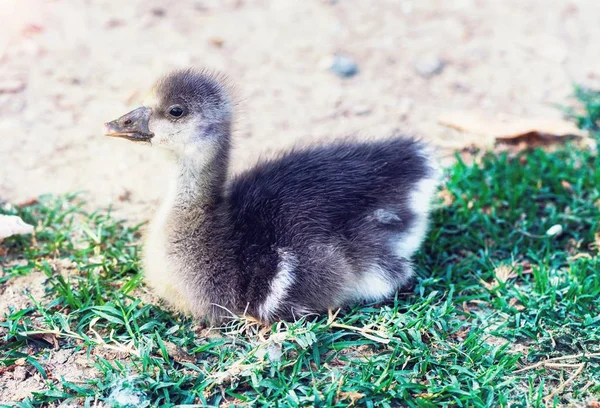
<box><xmin>168</xmin><ymin>106</ymin><xmax>184</xmax><ymax>118</ymax></box>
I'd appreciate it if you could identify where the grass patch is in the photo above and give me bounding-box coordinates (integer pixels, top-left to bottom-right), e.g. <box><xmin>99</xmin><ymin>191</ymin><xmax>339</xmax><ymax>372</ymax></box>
<box><xmin>1</xmin><ymin>88</ymin><xmax>600</xmax><ymax>407</ymax></box>
<box><xmin>562</xmin><ymin>85</ymin><xmax>600</xmax><ymax>136</ymax></box>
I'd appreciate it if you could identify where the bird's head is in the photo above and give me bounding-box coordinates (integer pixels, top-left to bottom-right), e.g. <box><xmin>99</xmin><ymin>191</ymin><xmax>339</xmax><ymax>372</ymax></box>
<box><xmin>104</xmin><ymin>69</ymin><xmax>232</xmax><ymax>160</ymax></box>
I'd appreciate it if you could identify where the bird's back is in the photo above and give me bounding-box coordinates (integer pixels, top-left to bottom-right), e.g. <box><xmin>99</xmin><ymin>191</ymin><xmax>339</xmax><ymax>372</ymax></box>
<box><xmin>228</xmin><ymin>138</ymin><xmax>434</xmax><ymax>237</ymax></box>
<box><xmin>225</xmin><ymin>137</ymin><xmax>439</xmax><ymax>321</ymax></box>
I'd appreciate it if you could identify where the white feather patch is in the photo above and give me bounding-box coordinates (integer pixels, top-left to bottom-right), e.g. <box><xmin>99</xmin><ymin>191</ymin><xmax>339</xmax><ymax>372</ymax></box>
<box><xmin>349</xmin><ymin>263</ymin><xmax>395</xmax><ymax>302</ymax></box>
<box><xmin>394</xmin><ymin>176</ymin><xmax>439</xmax><ymax>258</ymax></box>
<box><xmin>258</xmin><ymin>251</ymin><xmax>298</xmax><ymax>321</ymax></box>
<box><xmin>410</xmin><ymin>178</ymin><xmax>439</xmax><ymax>216</ymax></box>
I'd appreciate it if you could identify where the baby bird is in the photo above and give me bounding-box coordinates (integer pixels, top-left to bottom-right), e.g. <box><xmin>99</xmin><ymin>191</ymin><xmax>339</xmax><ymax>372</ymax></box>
<box><xmin>104</xmin><ymin>69</ymin><xmax>440</xmax><ymax>324</ymax></box>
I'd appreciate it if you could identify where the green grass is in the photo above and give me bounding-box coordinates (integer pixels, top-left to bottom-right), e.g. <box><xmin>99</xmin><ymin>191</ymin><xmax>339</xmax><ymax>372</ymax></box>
<box><xmin>562</xmin><ymin>86</ymin><xmax>600</xmax><ymax>136</ymax></box>
<box><xmin>1</xmin><ymin>88</ymin><xmax>600</xmax><ymax>407</ymax></box>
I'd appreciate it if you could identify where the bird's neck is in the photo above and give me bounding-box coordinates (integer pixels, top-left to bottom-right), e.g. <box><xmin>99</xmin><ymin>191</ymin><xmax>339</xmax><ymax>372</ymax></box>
<box><xmin>171</xmin><ymin>142</ymin><xmax>229</xmax><ymax>217</ymax></box>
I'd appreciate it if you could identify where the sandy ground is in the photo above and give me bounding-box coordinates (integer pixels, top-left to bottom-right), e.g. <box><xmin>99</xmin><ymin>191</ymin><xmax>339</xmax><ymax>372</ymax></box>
<box><xmin>1</xmin><ymin>1</ymin><xmax>600</xmax><ymax>403</ymax></box>
<box><xmin>0</xmin><ymin>0</ymin><xmax>599</xmax><ymax>222</ymax></box>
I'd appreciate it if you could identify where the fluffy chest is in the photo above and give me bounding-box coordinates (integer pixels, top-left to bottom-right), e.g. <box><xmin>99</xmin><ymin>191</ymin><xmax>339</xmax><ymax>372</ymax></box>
<box><xmin>142</xmin><ymin>192</ymin><xmax>194</xmax><ymax>314</ymax></box>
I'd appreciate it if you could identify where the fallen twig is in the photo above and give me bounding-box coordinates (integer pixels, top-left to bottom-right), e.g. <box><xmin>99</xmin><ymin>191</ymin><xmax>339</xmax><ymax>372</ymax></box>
<box><xmin>514</xmin><ymin>352</ymin><xmax>600</xmax><ymax>373</ymax></box>
<box><xmin>514</xmin><ymin>352</ymin><xmax>600</xmax><ymax>401</ymax></box>
<box><xmin>19</xmin><ymin>325</ymin><xmax>140</xmax><ymax>358</ymax></box>
<box><xmin>543</xmin><ymin>363</ymin><xmax>585</xmax><ymax>403</ymax></box>
<box><xmin>326</xmin><ymin>308</ymin><xmax>391</xmax><ymax>344</ymax></box>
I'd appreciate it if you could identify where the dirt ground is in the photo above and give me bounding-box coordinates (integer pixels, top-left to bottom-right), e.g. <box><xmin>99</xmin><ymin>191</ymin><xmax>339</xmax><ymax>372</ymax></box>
<box><xmin>0</xmin><ymin>0</ymin><xmax>599</xmax><ymax>403</ymax></box>
<box><xmin>1</xmin><ymin>0</ymin><xmax>599</xmax><ymax>222</ymax></box>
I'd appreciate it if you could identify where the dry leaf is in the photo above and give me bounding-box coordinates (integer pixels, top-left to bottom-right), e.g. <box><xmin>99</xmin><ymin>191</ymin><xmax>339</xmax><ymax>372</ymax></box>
<box><xmin>462</xmin><ymin>301</ymin><xmax>470</xmax><ymax>314</ymax></box>
<box><xmin>438</xmin><ymin>188</ymin><xmax>455</xmax><ymax>206</ymax></box>
<box><xmin>0</xmin><ymin>215</ymin><xmax>34</xmax><ymax>241</ymax></box>
<box><xmin>210</xmin><ymin>362</ymin><xmax>256</xmax><ymax>384</ymax></box>
<box><xmin>570</xmin><ymin>253</ymin><xmax>593</xmax><ymax>260</ymax></box>
<box><xmin>338</xmin><ymin>391</ymin><xmax>365</xmax><ymax>406</ymax></box>
<box><xmin>438</xmin><ymin>110</ymin><xmax>586</xmax><ymax>149</ymax></box>
<box><xmin>494</xmin><ymin>264</ymin><xmax>513</xmax><ymax>283</ymax></box>
<box><xmin>589</xmin><ymin>232</ymin><xmax>600</xmax><ymax>252</ymax></box>
<box><xmin>509</xmin><ymin>298</ymin><xmax>525</xmax><ymax>311</ymax></box>
<box><xmin>561</xmin><ymin>180</ymin><xmax>573</xmax><ymax>191</ymax></box>
<box><xmin>519</xmin><ymin>261</ymin><xmax>533</xmax><ymax>274</ymax></box>
<box><xmin>482</xmin><ymin>264</ymin><xmax>515</xmax><ymax>290</ymax></box>
<box><xmin>17</xmin><ymin>198</ymin><xmax>39</xmax><ymax>207</ymax></box>
<box><xmin>26</xmin><ymin>332</ymin><xmax>60</xmax><ymax>349</ymax></box>
<box><xmin>453</xmin><ymin>328</ymin><xmax>470</xmax><ymax>340</ymax></box>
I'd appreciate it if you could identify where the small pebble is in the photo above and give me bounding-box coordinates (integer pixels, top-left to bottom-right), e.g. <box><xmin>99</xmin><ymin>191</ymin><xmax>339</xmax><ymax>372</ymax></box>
<box><xmin>545</xmin><ymin>224</ymin><xmax>563</xmax><ymax>237</ymax></box>
<box><xmin>118</xmin><ymin>189</ymin><xmax>132</xmax><ymax>202</ymax></box>
<box><xmin>452</xmin><ymin>81</ymin><xmax>470</xmax><ymax>93</ymax></box>
<box><xmin>105</xmin><ymin>19</ymin><xmax>125</xmax><ymax>29</ymax></box>
<box><xmin>150</xmin><ymin>8</ymin><xmax>166</xmax><ymax>17</ymax></box>
<box><xmin>353</xmin><ymin>105</ymin><xmax>371</xmax><ymax>116</ymax></box>
<box><xmin>13</xmin><ymin>366</ymin><xmax>27</xmax><ymax>381</ymax></box>
<box><xmin>414</xmin><ymin>56</ymin><xmax>445</xmax><ymax>78</ymax></box>
<box><xmin>328</xmin><ymin>54</ymin><xmax>359</xmax><ymax>78</ymax></box>
<box><xmin>209</xmin><ymin>37</ymin><xmax>225</xmax><ymax>48</ymax></box>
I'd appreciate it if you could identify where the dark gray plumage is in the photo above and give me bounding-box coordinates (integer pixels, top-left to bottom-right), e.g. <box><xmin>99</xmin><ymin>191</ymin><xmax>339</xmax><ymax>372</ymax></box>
<box><xmin>104</xmin><ymin>69</ymin><xmax>440</xmax><ymax>324</ymax></box>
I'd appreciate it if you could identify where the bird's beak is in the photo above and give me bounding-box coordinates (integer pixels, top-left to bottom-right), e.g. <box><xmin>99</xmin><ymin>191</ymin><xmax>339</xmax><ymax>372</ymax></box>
<box><xmin>104</xmin><ymin>106</ymin><xmax>154</xmax><ymax>142</ymax></box>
